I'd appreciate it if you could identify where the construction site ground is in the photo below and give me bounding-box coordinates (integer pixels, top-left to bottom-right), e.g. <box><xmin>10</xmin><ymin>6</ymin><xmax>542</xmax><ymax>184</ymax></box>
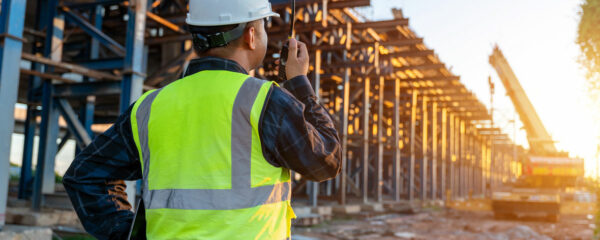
<box><xmin>292</xmin><ymin>208</ymin><xmax>595</xmax><ymax>240</ymax></box>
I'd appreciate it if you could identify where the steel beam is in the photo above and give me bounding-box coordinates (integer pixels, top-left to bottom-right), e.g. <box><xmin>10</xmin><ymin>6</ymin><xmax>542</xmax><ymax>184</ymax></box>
<box><xmin>78</xmin><ymin>58</ymin><xmax>124</xmax><ymax>70</ymax></box>
<box><xmin>62</xmin><ymin>7</ymin><xmax>126</xmax><ymax>56</ymax></box>
<box><xmin>57</xmin><ymin>99</ymin><xmax>92</xmax><ymax>147</ymax></box>
<box><xmin>53</xmin><ymin>81</ymin><xmax>122</xmax><ymax>98</ymax></box>
<box><xmin>0</xmin><ymin>0</ymin><xmax>27</xmax><ymax>227</ymax></box>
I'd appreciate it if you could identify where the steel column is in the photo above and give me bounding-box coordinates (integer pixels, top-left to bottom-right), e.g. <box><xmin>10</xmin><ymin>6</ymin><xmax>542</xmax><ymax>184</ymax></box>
<box><xmin>338</xmin><ymin>48</ymin><xmax>351</xmax><ymax>205</ymax></box>
<box><xmin>309</xmin><ymin>48</ymin><xmax>322</xmax><ymax>207</ymax></box>
<box><xmin>121</xmin><ymin>0</ymin><xmax>148</xmax><ymax>206</ymax></box>
<box><xmin>376</xmin><ymin>76</ymin><xmax>384</xmax><ymax>202</ymax></box>
<box><xmin>0</xmin><ymin>0</ymin><xmax>28</xmax><ymax>226</ymax></box>
<box><xmin>431</xmin><ymin>102</ymin><xmax>437</xmax><ymax>200</ymax></box>
<box><xmin>452</xmin><ymin>115</ymin><xmax>459</xmax><ymax>198</ymax></box>
<box><xmin>409</xmin><ymin>91</ymin><xmax>417</xmax><ymax>201</ymax></box>
<box><xmin>18</xmin><ymin>106</ymin><xmax>36</xmax><ymax>199</ymax></box>
<box><xmin>90</xmin><ymin>5</ymin><xmax>103</xmax><ymax>60</ymax></box>
<box><xmin>420</xmin><ymin>96</ymin><xmax>428</xmax><ymax>200</ymax></box>
<box><xmin>393</xmin><ymin>78</ymin><xmax>401</xmax><ymax>201</ymax></box>
<box><xmin>362</xmin><ymin>77</ymin><xmax>370</xmax><ymax>203</ymax></box>
<box><xmin>32</xmin><ymin>83</ymin><xmax>60</xmax><ymax>211</ymax></box>
<box><xmin>459</xmin><ymin>120</ymin><xmax>465</xmax><ymax>197</ymax></box>
<box><xmin>440</xmin><ymin>108</ymin><xmax>447</xmax><ymax>200</ymax></box>
<box><xmin>32</xmin><ymin>0</ymin><xmax>62</xmax><ymax>211</ymax></box>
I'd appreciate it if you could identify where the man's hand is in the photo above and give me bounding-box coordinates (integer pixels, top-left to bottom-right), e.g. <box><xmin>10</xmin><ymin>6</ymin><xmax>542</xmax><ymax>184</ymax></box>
<box><xmin>285</xmin><ymin>38</ymin><xmax>309</xmax><ymax>80</ymax></box>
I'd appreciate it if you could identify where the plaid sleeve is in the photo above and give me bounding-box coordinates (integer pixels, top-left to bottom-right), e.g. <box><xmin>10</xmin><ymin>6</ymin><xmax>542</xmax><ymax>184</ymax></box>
<box><xmin>260</xmin><ymin>75</ymin><xmax>342</xmax><ymax>182</ymax></box>
<box><xmin>63</xmin><ymin>104</ymin><xmax>142</xmax><ymax>240</ymax></box>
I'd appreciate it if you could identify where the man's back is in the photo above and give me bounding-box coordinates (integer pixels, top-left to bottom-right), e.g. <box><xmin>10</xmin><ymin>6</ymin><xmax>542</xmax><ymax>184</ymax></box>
<box><xmin>131</xmin><ymin>70</ymin><xmax>293</xmax><ymax>239</ymax></box>
<box><xmin>63</xmin><ymin>54</ymin><xmax>341</xmax><ymax>239</ymax></box>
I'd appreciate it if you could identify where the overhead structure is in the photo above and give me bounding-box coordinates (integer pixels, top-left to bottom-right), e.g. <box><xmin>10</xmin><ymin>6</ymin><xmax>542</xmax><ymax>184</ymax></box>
<box><xmin>0</xmin><ymin>0</ymin><xmax>521</xmax><ymax>226</ymax></box>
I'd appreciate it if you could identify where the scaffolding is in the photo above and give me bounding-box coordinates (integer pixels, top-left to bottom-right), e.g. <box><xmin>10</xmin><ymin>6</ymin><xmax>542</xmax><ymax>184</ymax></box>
<box><xmin>0</xmin><ymin>0</ymin><xmax>521</xmax><ymax>228</ymax></box>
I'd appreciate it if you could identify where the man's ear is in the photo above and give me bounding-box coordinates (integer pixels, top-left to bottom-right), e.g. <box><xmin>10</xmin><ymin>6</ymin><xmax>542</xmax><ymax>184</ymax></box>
<box><xmin>243</xmin><ymin>25</ymin><xmax>256</xmax><ymax>50</ymax></box>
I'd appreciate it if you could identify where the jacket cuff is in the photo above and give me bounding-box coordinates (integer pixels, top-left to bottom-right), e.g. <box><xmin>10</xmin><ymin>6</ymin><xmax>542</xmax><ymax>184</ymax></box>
<box><xmin>282</xmin><ymin>75</ymin><xmax>315</xmax><ymax>100</ymax></box>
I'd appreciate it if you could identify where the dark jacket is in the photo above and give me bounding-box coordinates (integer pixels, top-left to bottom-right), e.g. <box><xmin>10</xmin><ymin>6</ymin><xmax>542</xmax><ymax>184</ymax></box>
<box><xmin>62</xmin><ymin>56</ymin><xmax>342</xmax><ymax>239</ymax></box>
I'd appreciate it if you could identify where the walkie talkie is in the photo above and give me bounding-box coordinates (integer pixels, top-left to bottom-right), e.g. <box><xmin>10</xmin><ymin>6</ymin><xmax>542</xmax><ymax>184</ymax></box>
<box><xmin>277</xmin><ymin>0</ymin><xmax>296</xmax><ymax>82</ymax></box>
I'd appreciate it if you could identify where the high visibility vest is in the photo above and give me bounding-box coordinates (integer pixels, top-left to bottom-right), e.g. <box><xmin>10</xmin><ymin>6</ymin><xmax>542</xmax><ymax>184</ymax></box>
<box><xmin>130</xmin><ymin>70</ymin><xmax>295</xmax><ymax>239</ymax></box>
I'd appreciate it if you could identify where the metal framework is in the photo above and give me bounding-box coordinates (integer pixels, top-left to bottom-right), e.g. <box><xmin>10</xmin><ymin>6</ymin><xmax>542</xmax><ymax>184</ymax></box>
<box><xmin>0</xmin><ymin>0</ymin><xmax>521</xmax><ymax>227</ymax></box>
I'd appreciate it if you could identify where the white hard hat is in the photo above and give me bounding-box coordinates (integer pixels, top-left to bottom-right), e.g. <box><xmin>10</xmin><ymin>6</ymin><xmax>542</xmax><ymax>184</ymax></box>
<box><xmin>186</xmin><ymin>0</ymin><xmax>281</xmax><ymax>26</ymax></box>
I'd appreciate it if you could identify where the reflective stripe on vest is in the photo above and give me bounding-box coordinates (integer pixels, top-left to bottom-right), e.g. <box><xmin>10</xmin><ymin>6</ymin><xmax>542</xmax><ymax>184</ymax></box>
<box><xmin>130</xmin><ymin>71</ymin><xmax>295</xmax><ymax>239</ymax></box>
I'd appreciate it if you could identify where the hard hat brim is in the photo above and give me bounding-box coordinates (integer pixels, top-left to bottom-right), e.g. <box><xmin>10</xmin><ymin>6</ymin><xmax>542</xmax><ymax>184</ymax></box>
<box><xmin>186</xmin><ymin>11</ymin><xmax>280</xmax><ymax>27</ymax></box>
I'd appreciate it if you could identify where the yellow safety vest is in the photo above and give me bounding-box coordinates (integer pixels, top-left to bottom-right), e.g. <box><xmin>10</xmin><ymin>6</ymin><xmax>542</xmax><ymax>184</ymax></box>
<box><xmin>130</xmin><ymin>70</ymin><xmax>295</xmax><ymax>239</ymax></box>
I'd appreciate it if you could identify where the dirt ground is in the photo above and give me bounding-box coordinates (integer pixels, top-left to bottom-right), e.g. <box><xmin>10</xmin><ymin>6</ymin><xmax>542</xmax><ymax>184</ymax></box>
<box><xmin>292</xmin><ymin>209</ymin><xmax>595</xmax><ymax>240</ymax></box>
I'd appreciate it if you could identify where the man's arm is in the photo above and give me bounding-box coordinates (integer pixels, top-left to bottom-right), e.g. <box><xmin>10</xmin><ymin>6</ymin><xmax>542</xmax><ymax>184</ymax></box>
<box><xmin>260</xmin><ymin>38</ymin><xmax>341</xmax><ymax>182</ymax></box>
<box><xmin>62</xmin><ymin>105</ymin><xmax>141</xmax><ymax>240</ymax></box>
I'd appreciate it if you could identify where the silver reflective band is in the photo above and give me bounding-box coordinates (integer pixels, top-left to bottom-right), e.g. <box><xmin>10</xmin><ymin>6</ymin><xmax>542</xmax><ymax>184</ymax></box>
<box><xmin>146</xmin><ymin>182</ymin><xmax>290</xmax><ymax>210</ymax></box>
<box><xmin>135</xmin><ymin>76</ymin><xmax>290</xmax><ymax>210</ymax></box>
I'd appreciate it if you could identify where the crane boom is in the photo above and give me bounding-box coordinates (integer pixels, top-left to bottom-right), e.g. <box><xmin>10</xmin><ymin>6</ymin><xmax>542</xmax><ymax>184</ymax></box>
<box><xmin>489</xmin><ymin>46</ymin><xmax>556</xmax><ymax>155</ymax></box>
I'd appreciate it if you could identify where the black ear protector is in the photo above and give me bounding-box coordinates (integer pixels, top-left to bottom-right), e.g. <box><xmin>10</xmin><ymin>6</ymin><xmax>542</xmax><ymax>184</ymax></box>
<box><xmin>277</xmin><ymin>0</ymin><xmax>296</xmax><ymax>82</ymax></box>
<box><xmin>192</xmin><ymin>22</ymin><xmax>247</xmax><ymax>52</ymax></box>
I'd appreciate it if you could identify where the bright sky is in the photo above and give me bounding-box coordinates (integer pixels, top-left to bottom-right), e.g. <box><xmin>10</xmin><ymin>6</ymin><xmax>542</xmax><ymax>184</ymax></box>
<box><xmin>365</xmin><ymin>0</ymin><xmax>600</xmax><ymax>177</ymax></box>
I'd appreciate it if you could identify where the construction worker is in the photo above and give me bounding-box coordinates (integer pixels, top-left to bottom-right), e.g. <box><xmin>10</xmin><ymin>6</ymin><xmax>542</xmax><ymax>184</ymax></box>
<box><xmin>62</xmin><ymin>0</ymin><xmax>341</xmax><ymax>239</ymax></box>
